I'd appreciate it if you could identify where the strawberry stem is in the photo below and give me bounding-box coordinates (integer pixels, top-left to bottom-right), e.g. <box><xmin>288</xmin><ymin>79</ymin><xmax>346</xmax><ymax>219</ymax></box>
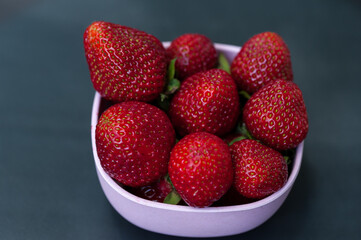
<box><xmin>167</xmin><ymin>58</ymin><xmax>177</xmax><ymax>81</ymax></box>
<box><xmin>165</xmin><ymin>58</ymin><xmax>180</xmax><ymax>94</ymax></box>
<box><xmin>157</xmin><ymin>58</ymin><xmax>181</xmax><ymax>112</ymax></box>
<box><xmin>217</xmin><ymin>53</ymin><xmax>230</xmax><ymax>74</ymax></box>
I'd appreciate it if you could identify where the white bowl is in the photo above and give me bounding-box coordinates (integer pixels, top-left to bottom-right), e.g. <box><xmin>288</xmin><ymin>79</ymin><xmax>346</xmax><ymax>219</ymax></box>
<box><xmin>90</xmin><ymin>42</ymin><xmax>304</xmax><ymax>238</ymax></box>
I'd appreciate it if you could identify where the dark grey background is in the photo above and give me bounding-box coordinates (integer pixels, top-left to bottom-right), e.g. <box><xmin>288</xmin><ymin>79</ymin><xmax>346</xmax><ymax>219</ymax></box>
<box><xmin>1</xmin><ymin>0</ymin><xmax>360</xmax><ymax>239</ymax></box>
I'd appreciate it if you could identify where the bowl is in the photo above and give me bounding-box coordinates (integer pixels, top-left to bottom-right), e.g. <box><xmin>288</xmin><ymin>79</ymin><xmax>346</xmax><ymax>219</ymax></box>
<box><xmin>90</xmin><ymin>42</ymin><xmax>304</xmax><ymax>238</ymax></box>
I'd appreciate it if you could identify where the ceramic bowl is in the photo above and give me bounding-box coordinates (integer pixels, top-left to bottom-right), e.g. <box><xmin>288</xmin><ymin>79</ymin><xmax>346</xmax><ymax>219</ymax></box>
<box><xmin>90</xmin><ymin>42</ymin><xmax>304</xmax><ymax>238</ymax></box>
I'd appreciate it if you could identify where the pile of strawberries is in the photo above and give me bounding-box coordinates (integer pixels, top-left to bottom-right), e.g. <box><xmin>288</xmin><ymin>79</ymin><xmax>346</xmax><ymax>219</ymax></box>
<box><xmin>84</xmin><ymin>21</ymin><xmax>308</xmax><ymax>208</ymax></box>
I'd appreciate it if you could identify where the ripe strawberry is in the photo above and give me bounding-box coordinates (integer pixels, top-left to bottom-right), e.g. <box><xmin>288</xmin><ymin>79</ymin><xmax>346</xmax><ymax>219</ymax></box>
<box><xmin>168</xmin><ymin>132</ymin><xmax>233</xmax><ymax>207</ymax></box>
<box><xmin>96</xmin><ymin>101</ymin><xmax>175</xmax><ymax>187</ymax></box>
<box><xmin>127</xmin><ymin>175</ymin><xmax>172</xmax><ymax>202</ymax></box>
<box><xmin>231</xmin><ymin>32</ymin><xmax>293</xmax><ymax>94</ymax></box>
<box><xmin>229</xmin><ymin>139</ymin><xmax>288</xmax><ymax>199</ymax></box>
<box><xmin>243</xmin><ymin>79</ymin><xmax>308</xmax><ymax>150</ymax></box>
<box><xmin>166</xmin><ymin>33</ymin><xmax>217</xmax><ymax>80</ymax></box>
<box><xmin>169</xmin><ymin>69</ymin><xmax>240</xmax><ymax>137</ymax></box>
<box><xmin>84</xmin><ymin>21</ymin><xmax>167</xmax><ymax>102</ymax></box>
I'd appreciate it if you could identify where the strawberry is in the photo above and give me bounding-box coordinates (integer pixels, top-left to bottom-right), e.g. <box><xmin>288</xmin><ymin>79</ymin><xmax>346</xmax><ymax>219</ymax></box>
<box><xmin>169</xmin><ymin>69</ymin><xmax>240</xmax><ymax>137</ymax></box>
<box><xmin>84</xmin><ymin>21</ymin><xmax>167</xmax><ymax>102</ymax></box>
<box><xmin>95</xmin><ymin>101</ymin><xmax>175</xmax><ymax>187</ymax></box>
<box><xmin>127</xmin><ymin>175</ymin><xmax>172</xmax><ymax>202</ymax></box>
<box><xmin>168</xmin><ymin>132</ymin><xmax>233</xmax><ymax>207</ymax></box>
<box><xmin>229</xmin><ymin>139</ymin><xmax>288</xmax><ymax>199</ymax></box>
<box><xmin>243</xmin><ymin>79</ymin><xmax>308</xmax><ymax>150</ymax></box>
<box><xmin>166</xmin><ymin>33</ymin><xmax>217</xmax><ymax>80</ymax></box>
<box><xmin>127</xmin><ymin>174</ymin><xmax>183</xmax><ymax>204</ymax></box>
<box><xmin>231</xmin><ymin>32</ymin><xmax>293</xmax><ymax>94</ymax></box>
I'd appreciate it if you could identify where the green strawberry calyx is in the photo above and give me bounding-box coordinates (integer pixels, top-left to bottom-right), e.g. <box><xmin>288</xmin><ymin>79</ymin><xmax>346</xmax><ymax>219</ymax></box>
<box><xmin>165</xmin><ymin>78</ymin><xmax>181</xmax><ymax>95</ymax></box>
<box><xmin>163</xmin><ymin>174</ymin><xmax>182</xmax><ymax>205</ymax></box>
<box><xmin>165</xmin><ymin>58</ymin><xmax>180</xmax><ymax>94</ymax></box>
<box><xmin>228</xmin><ymin>123</ymin><xmax>255</xmax><ymax>146</ymax></box>
<box><xmin>157</xmin><ymin>58</ymin><xmax>180</xmax><ymax>111</ymax></box>
<box><xmin>228</xmin><ymin>135</ymin><xmax>247</xmax><ymax>146</ymax></box>
<box><xmin>217</xmin><ymin>53</ymin><xmax>231</xmax><ymax>74</ymax></box>
<box><xmin>237</xmin><ymin>122</ymin><xmax>254</xmax><ymax>140</ymax></box>
<box><xmin>167</xmin><ymin>58</ymin><xmax>177</xmax><ymax>82</ymax></box>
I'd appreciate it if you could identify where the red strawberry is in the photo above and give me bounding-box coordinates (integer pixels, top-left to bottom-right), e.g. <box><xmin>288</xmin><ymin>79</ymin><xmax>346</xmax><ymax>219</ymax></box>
<box><xmin>128</xmin><ymin>175</ymin><xmax>172</xmax><ymax>202</ymax></box>
<box><xmin>84</xmin><ymin>21</ymin><xmax>167</xmax><ymax>102</ymax></box>
<box><xmin>229</xmin><ymin>139</ymin><xmax>288</xmax><ymax>199</ymax></box>
<box><xmin>96</xmin><ymin>101</ymin><xmax>175</xmax><ymax>187</ymax></box>
<box><xmin>169</xmin><ymin>69</ymin><xmax>240</xmax><ymax>137</ymax></box>
<box><xmin>166</xmin><ymin>33</ymin><xmax>217</xmax><ymax>80</ymax></box>
<box><xmin>243</xmin><ymin>79</ymin><xmax>308</xmax><ymax>150</ymax></box>
<box><xmin>168</xmin><ymin>132</ymin><xmax>233</xmax><ymax>207</ymax></box>
<box><xmin>231</xmin><ymin>32</ymin><xmax>293</xmax><ymax>94</ymax></box>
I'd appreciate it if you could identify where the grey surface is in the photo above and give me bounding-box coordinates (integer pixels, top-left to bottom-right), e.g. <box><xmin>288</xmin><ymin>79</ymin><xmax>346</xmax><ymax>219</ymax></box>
<box><xmin>0</xmin><ymin>0</ymin><xmax>360</xmax><ymax>239</ymax></box>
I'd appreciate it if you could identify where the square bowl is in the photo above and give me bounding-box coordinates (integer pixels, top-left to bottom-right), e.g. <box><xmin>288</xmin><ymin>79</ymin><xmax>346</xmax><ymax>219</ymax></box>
<box><xmin>90</xmin><ymin>42</ymin><xmax>304</xmax><ymax>238</ymax></box>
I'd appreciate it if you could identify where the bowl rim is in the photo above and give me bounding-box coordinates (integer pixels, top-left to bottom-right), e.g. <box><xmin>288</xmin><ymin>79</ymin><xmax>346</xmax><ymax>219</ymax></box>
<box><xmin>90</xmin><ymin>42</ymin><xmax>304</xmax><ymax>213</ymax></box>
